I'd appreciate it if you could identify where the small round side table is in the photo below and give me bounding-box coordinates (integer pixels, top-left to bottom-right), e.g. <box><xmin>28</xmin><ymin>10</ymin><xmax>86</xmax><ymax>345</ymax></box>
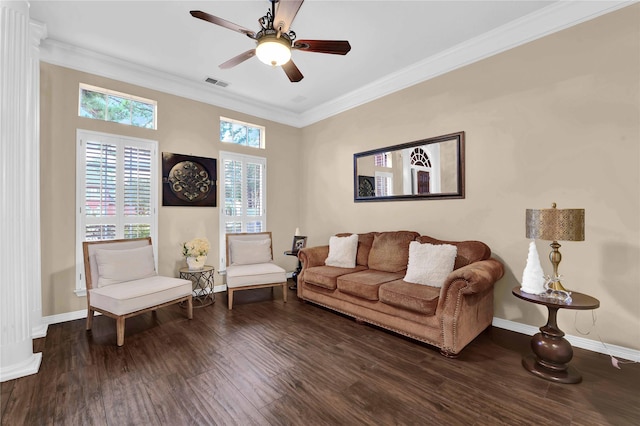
<box><xmin>512</xmin><ymin>287</ymin><xmax>599</xmax><ymax>384</ymax></box>
<box><xmin>180</xmin><ymin>266</ymin><xmax>215</xmax><ymax>307</ymax></box>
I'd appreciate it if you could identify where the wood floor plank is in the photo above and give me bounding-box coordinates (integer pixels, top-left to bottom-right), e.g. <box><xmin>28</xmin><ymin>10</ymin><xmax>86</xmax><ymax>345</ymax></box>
<box><xmin>3</xmin><ymin>285</ymin><xmax>639</xmax><ymax>425</ymax></box>
<box><xmin>187</xmin><ymin>367</ymin><xmax>271</xmax><ymax>425</ymax></box>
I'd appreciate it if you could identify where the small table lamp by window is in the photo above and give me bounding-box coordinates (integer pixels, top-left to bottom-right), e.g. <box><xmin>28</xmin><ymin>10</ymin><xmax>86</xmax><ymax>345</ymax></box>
<box><xmin>526</xmin><ymin>203</ymin><xmax>585</xmax><ymax>298</ymax></box>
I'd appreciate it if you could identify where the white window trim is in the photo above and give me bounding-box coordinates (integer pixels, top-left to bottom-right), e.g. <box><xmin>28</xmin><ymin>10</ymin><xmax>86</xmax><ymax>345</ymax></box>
<box><xmin>218</xmin><ymin>150</ymin><xmax>267</xmax><ymax>272</ymax></box>
<box><xmin>78</xmin><ymin>83</ymin><xmax>158</xmax><ymax>130</ymax></box>
<box><xmin>220</xmin><ymin>116</ymin><xmax>266</xmax><ymax>149</ymax></box>
<box><xmin>75</xmin><ymin>129</ymin><xmax>159</xmax><ymax>296</ymax></box>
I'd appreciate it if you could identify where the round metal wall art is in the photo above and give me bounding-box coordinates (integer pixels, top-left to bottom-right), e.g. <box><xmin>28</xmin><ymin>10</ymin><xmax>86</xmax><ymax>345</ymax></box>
<box><xmin>167</xmin><ymin>161</ymin><xmax>213</xmax><ymax>202</ymax></box>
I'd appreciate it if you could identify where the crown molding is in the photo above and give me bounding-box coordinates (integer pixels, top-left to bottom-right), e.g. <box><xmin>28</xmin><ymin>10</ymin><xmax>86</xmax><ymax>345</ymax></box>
<box><xmin>39</xmin><ymin>39</ymin><xmax>303</xmax><ymax>127</ymax></box>
<box><xmin>298</xmin><ymin>0</ymin><xmax>636</xmax><ymax>126</ymax></box>
<box><xmin>38</xmin><ymin>0</ymin><xmax>636</xmax><ymax>128</ymax></box>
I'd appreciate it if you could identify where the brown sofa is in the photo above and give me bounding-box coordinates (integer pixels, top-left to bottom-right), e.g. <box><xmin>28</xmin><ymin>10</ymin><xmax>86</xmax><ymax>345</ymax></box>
<box><xmin>297</xmin><ymin>231</ymin><xmax>504</xmax><ymax>357</ymax></box>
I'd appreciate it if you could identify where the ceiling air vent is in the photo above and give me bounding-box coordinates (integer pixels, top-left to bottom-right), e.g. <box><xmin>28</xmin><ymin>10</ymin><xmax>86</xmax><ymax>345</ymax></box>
<box><xmin>205</xmin><ymin>77</ymin><xmax>229</xmax><ymax>88</ymax></box>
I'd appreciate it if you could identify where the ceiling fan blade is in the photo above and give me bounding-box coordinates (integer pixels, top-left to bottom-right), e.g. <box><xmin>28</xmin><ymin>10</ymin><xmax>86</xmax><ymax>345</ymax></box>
<box><xmin>219</xmin><ymin>50</ymin><xmax>256</xmax><ymax>69</ymax></box>
<box><xmin>282</xmin><ymin>60</ymin><xmax>304</xmax><ymax>82</ymax></box>
<box><xmin>274</xmin><ymin>0</ymin><xmax>304</xmax><ymax>33</ymax></box>
<box><xmin>293</xmin><ymin>40</ymin><xmax>351</xmax><ymax>55</ymax></box>
<box><xmin>190</xmin><ymin>10</ymin><xmax>256</xmax><ymax>39</ymax></box>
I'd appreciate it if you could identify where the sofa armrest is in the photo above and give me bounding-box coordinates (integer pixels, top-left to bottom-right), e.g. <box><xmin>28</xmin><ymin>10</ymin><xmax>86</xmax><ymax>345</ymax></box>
<box><xmin>438</xmin><ymin>258</ymin><xmax>504</xmax><ymax>356</ymax></box>
<box><xmin>298</xmin><ymin>245</ymin><xmax>330</xmax><ymax>269</ymax></box>
<box><xmin>441</xmin><ymin>258</ymin><xmax>504</xmax><ymax>297</ymax></box>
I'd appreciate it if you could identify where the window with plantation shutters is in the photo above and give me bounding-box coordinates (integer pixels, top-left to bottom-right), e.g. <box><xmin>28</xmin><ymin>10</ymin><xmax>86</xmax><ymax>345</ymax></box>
<box><xmin>76</xmin><ymin>130</ymin><xmax>158</xmax><ymax>295</ymax></box>
<box><xmin>219</xmin><ymin>151</ymin><xmax>266</xmax><ymax>270</ymax></box>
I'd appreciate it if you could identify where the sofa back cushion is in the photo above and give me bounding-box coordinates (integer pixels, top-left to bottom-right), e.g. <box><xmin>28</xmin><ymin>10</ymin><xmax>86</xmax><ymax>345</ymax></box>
<box><xmin>415</xmin><ymin>235</ymin><xmax>491</xmax><ymax>270</ymax></box>
<box><xmin>325</xmin><ymin>234</ymin><xmax>359</xmax><ymax>268</ymax></box>
<box><xmin>403</xmin><ymin>242</ymin><xmax>457</xmax><ymax>287</ymax></box>
<box><xmin>367</xmin><ymin>231</ymin><xmax>420</xmax><ymax>272</ymax></box>
<box><xmin>336</xmin><ymin>232</ymin><xmax>377</xmax><ymax>267</ymax></box>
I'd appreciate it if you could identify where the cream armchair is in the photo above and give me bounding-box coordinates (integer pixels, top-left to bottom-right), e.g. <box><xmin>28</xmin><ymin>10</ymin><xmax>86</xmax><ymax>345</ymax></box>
<box><xmin>225</xmin><ymin>232</ymin><xmax>287</xmax><ymax>310</ymax></box>
<box><xmin>83</xmin><ymin>237</ymin><xmax>193</xmax><ymax>346</ymax></box>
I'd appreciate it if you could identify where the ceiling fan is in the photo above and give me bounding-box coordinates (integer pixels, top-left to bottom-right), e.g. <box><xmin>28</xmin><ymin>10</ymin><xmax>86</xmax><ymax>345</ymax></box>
<box><xmin>190</xmin><ymin>0</ymin><xmax>351</xmax><ymax>82</ymax></box>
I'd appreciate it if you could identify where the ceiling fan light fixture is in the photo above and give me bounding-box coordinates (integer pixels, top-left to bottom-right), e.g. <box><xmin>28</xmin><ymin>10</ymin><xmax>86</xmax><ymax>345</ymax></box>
<box><xmin>256</xmin><ymin>35</ymin><xmax>291</xmax><ymax>67</ymax></box>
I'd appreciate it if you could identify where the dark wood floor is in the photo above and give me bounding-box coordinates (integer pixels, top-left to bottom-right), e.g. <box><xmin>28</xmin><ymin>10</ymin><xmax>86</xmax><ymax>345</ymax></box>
<box><xmin>2</xmin><ymin>283</ymin><xmax>639</xmax><ymax>425</ymax></box>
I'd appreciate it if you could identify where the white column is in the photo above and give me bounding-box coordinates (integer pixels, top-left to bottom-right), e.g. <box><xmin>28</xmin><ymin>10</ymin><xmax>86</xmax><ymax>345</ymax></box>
<box><xmin>29</xmin><ymin>19</ymin><xmax>47</xmax><ymax>339</ymax></box>
<box><xmin>0</xmin><ymin>0</ymin><xmax>46</xmax><ymax>382</ymax></box>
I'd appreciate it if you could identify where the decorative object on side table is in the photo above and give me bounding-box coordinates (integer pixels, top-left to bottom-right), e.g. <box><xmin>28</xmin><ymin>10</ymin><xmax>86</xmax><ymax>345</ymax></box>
<box><xmin>521</xmin><ymin>240</ymin><xmax>546</xmax><ymax>295</ymax></box>
<box><xmin>182</xmin><ymin>237</ymin><xmax>210</xmax><ymax>271</ymax></box>
<box><xmin>525</xmin><ymin>202</ymin><xmax>585</xmax><ymax>302</ymax></box>
<box><xmin>291</xmin><ymin>235</ymin><xmax>307</xmax><ymax>254</ymax></box>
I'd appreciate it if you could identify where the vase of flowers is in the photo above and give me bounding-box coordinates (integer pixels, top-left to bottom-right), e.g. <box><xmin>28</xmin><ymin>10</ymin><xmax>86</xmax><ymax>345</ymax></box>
<box><xmin>182</xmin><ymin>237</ymin><xmax>210</xmax><ymax>271</ymax></box>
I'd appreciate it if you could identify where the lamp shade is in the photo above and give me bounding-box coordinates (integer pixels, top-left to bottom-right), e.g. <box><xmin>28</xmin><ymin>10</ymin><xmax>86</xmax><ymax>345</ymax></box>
<box><xmin>526</xmin><ymin>203</ymin><xmax>585</xmax><ymax>241</ymax></box>
<box><xmin>256</xmin><ymin>35</ymin><xmax>291</xmax><ymax>66</ymax></box>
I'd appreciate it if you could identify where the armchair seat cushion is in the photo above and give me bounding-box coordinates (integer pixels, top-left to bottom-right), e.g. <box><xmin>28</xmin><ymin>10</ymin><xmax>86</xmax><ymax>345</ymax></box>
<box><xmin>226</xmin><ymin>262</ymin><xmax>286</xmax><ymax>288</ymax></box>
<box><xmin>378</xmin><ymin>279</ymin><xmax>440</xmax><ymax>315</ymax></box>
<box><xmin>89</xmin><ymin>275</ymin><xmax>192</xmax><ymax>316</ymax></box>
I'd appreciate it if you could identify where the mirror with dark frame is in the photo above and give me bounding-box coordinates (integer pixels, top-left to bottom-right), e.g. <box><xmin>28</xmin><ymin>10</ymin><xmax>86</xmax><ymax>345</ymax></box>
<box><xmin>354</xmin><ymin>131</ymin><xmax>465</xmax><ymax>202</ymax></box>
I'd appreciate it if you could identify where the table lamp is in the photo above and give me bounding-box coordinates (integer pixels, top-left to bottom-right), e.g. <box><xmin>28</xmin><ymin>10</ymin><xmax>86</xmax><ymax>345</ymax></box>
<box><xmin>525</xmin><ymin>203</ymin><xmax>585</xmax><ymax>297</ymax></box>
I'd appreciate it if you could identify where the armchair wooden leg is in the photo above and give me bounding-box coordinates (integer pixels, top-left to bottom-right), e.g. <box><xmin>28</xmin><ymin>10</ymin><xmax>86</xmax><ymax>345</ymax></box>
<box><xmin>282</xmin><ymin>283</ymin><xmax>287</xmax><ymax>303</ymax></box>
<box><xmin>187</xmin><ymin>296</ymin><xmax>193</xmax><ymax>319</ymax></box>
<box><xmin>86</xmin><ymin>308</ymin><xmax>95</xmax><ymax>331</ymax></box>
<box><xmin>228</xmin><ymin>289</ymin><xmax>234</xmax><ymax>310</ymax></box>
<box><xmin>116</xmin><ymin>317</ymin><xmax>125</xmax><ymax>346</ymax></box>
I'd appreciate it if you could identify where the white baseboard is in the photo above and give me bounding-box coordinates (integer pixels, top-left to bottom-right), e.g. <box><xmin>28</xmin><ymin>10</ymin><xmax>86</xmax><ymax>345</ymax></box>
<box><xmin>492</xmin><ymin>318</ymin><xmax>640</xmax><ymax>363</ymax></box>
<box><xmin>39</xmin><ymin>309</ymin><xmax>639</xmax><ymax>362</ymax></box>
<box><xmin>0</xmin><ymin>353</ymin><xmax>42</xmax><ymax>383</ymax></box>
<box><xmin>31</xmin><ymin>324</ymin><xmax>48</xmax><ymax>339</ymax></box>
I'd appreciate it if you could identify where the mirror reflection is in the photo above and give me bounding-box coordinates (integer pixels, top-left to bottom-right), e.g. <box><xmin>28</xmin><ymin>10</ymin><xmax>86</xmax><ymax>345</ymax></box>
<box><xmin>354</xmin><ymin>132</ymin><xmax>465</xmax><ymax>201</ymax></box>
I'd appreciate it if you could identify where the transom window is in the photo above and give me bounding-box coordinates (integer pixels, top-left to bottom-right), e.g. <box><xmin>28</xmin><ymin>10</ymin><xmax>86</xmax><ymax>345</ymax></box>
<box><xmin>220</xmin><ymin>117</ymin><xmax>265</xmax><ymax>149</ymax></box>
<box><xmin>78</xmin><ymin>83</ymin><xmax>157</xmax><ymax>129</ymax></box>
<box><xmin>410</xmin><ymin>147</ymin><xmax>431</xmax><ymax>167</ymax></box>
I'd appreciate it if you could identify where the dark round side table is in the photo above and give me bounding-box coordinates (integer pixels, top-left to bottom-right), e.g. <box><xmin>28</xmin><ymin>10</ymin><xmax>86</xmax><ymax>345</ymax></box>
<box><xmin>512</xmin><ymin>287</ymin><xmax>600</xmax><ymax>384</ymax></box>
<box><xmin>284</xmin><ymin>250</ymin><xmax>302</xmax><ymax>290</ymax></box>
<box><xmin>180</xmin><ymin>266</ymin><xmax>215</xmax><ymax>307</ymax></box>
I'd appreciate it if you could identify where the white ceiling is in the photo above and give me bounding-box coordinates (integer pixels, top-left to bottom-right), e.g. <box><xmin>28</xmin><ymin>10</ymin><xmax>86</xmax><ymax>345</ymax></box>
<box><xmin>29</xmin><ymin>0</ymin><xmax>632</xmax><ymax>127</ymax></box>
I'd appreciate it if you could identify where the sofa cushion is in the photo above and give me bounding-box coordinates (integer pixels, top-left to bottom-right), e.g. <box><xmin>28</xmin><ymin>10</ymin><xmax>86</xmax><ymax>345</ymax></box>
<box><xmin>336</xmin><ymin>232</ymin><xmax>377</xmax><ymax>266</ymax></box>
<box><xmin>226</xmin><ymin>262</ymin><xmax>286</xmax><ymax>288</ymax></box>
<box><xmin>337</xmin><ymin>270</ymin><xmax>406</xmax><ymax>301</ymax></box>
<box><xmin>89</xmin><ymin>275</ymin><xmax>192</xmax><ymax>316</ymax></box>
<box><xmin>404</xmin><ymin>242</ymin><xmax>457</xmax><ymax>287</ymax></box>
<box><xmin>367</xmin><ymin>231</ymin><xmax>420</xmax><ymax>273</ymax></box>
<box><xmin>416</xmin><ymin>236</ymin><xmax>490</xmax><ymax>270</ymax></box>
<box><xmin>304</xmin><ymin>265</ymin><xmax>367</xmax><ymax>290</ymax></box>
<box><xmin>95</xmin><ymin>245</ymin><xmax>157</xmax><ymax>288</ymax></box>
<box><xmin>230</xmin><ymin>238</ymin><xmax>272</xmax><ymax>265</ymax></box>
<box><xmin>378</xmin><ymin>279</ymin><xmax>440</xmax><ymax>315</ymax></box>
<box><xmin>325</xmin><ymin>234</ymin><xmax>359</xmax><ymax>268</ymax></box>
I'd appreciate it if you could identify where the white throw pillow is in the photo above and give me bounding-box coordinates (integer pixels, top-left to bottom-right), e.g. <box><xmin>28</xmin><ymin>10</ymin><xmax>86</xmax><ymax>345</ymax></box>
<box><xmin>404</xmin><ymin>242</ymin><xmax>457</xmax><ymax>287</ymax></box>
<box><xmin>95</xmin><ymin>245</ymin><xmax>157</xmax><ymax>287</ymax></box>
<box><xmin>231</xmin><ymin>239</ymin><xmax>272</xmax><ymax>265</ymax></box>
<box><xmin>325</xmin><ymin>234</ymin><xmax>359</xmax><ymax>268</ymax></box>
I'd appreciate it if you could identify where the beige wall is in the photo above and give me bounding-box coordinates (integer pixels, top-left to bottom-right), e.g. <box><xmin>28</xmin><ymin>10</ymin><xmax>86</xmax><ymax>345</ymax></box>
<box><xmin>299</xmin><ymin>6</ymin><xmax>640</xmax><ymax>350</ymax></box>
<box><xmin>40</xmin><ymin>64</ymin><xmax>301</xmax><ymax>316</ymax></box>
<box><xmin>39</xmin><ymin>6</ymin><xmax>639</xmax><ymax>351</ymax></box>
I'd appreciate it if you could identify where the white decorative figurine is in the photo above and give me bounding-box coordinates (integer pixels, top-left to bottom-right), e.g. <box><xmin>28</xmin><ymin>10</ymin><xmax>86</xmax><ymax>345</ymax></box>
<box><xmin>521</xmin><ymin>240</ymin><xmax>546</xmax><ymax>295</ymax></box>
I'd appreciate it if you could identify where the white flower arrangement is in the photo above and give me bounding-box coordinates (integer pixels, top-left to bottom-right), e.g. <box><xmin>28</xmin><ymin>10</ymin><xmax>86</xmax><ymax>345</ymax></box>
<box><xmin>182</xmin><ymin>237</ymin><xmax>210</xmax><ymax>259</ymax></box>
